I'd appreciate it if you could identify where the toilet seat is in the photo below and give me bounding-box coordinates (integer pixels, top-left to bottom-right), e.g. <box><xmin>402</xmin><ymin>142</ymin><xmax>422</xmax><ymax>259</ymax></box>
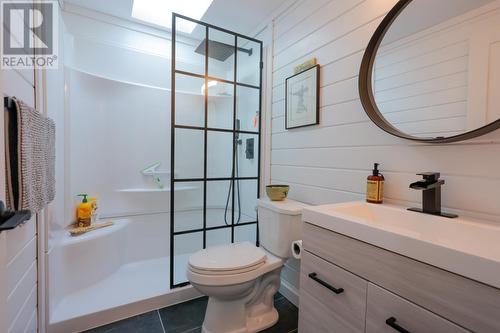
<box><xmin>187</xmin><ymin>242</ymin><xmax>283</xmax><ymax>286</ymax></box>
<box><xmin>189</xmin><ymin>242</ymin><xmax>267</xmax><ymax>275</ymax></box>
<box><xmin>189</xmin><ymin>261</ymin><xmax>266</xmax><ymax>276</ymax></box>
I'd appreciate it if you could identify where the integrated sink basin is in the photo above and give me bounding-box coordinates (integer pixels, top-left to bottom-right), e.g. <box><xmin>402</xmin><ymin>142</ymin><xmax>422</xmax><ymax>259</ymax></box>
<box><xmin>303</xmin><ymin>201</ymin><xmax>500</xmax><ymax>289</ymax></box>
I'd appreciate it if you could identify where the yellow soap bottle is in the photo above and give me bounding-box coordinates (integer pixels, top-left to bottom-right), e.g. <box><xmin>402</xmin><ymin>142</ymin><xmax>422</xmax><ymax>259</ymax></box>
<box><xmin>76</xmin><ymin>194</ymin><xmax>92</xmax><ymax>227</ymax></box>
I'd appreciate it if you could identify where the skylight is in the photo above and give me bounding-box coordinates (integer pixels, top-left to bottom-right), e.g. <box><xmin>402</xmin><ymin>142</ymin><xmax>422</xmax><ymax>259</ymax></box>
<box><xmin>131</xmin><ymin>0</ymin><xmax>214</xmax><ymax>33</ymax></box>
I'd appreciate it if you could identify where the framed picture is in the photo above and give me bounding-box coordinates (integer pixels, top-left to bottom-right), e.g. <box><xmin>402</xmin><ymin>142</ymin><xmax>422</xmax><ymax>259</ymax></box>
<box><xmin>285</xmin><ymin>65</ymin><xmax>320</xmax><ymax>129</ymax></box>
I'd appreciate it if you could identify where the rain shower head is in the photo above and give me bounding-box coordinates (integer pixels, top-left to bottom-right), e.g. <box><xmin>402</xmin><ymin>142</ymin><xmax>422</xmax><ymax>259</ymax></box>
<box><xmin>195</xmin><ymin>39</ymin><xmax>253</xmax><ymax>62</ymax></box>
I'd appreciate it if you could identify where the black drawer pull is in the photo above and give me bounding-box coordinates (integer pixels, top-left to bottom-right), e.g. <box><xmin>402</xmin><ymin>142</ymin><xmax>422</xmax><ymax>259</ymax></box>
<box><xmin>386</xmin><ymin>317</ymin><xmax>411</xmax><ymax>333</ymax></box>
<box><xmin>308</xmin><ymin>272</ymin><xmax>344</xmax><ymax>294</ymax></box>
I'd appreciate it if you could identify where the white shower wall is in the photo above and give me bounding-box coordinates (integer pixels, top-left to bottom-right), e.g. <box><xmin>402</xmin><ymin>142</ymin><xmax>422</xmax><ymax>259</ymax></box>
<box><xmin>67</xmin><ymin>69</ymin><xmax>173</xmax><ymax>217</ymax></box>
<box><xmin>62</xmin><ymin>9</ymin><xmax>259</xmax><ymax>225</ymax></box>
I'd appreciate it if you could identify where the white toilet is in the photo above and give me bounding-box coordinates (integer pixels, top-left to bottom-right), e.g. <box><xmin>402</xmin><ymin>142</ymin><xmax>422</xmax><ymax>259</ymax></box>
<box><xmin>187</xmin><ymin>198</ymin><xmax>308</xmax><ymax>333</ymax></box>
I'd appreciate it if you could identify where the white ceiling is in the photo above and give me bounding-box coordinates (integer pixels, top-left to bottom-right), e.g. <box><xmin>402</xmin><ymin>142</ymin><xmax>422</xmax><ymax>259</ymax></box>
<box><xmin>62</xmin><ymin>0</ymin><xmax>288</xmax><ymax>36</ymax></box>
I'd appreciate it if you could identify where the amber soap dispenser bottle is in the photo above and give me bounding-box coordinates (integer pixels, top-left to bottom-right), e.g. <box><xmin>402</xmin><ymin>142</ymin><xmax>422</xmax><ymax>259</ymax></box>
<box><xmin>366</xmin><ymin>163</ymin><xmax>384</xmax><ymax>204</ymax></box>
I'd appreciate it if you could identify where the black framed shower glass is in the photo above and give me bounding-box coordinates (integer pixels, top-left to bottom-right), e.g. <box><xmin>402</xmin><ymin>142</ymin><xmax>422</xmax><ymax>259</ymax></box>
<box><xmin>170</xmin><ymin>14</ymin><xmax>263</xmax><ymax>288</ymax></box>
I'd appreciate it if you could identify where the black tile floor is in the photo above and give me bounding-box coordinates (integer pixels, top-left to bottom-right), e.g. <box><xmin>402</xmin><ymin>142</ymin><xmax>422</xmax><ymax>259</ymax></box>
<box><xmin>83</xmin><ymin>293</ymin><xmax>298</xmax><ymax>333</ymax></box>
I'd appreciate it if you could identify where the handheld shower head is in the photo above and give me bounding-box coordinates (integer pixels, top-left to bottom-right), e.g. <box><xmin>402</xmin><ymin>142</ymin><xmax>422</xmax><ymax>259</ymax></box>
<box><xmin>235</xmin><ymin>119</ymin><xmax>241</xmax><ymax>142</ymax></box>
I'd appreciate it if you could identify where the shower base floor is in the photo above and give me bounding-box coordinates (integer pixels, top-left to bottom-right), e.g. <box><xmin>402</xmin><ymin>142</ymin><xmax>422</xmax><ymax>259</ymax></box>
<box><xmin>49</xmin><ymin>254</ymin><xmax>200</xmax><ymax>333</ymax></box>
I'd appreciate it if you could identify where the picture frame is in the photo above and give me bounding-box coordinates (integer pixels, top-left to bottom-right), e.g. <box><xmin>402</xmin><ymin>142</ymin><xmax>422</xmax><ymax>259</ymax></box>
<box><xmin>285</xmin><ymin>64</ymin><xmax>320</xmax><ymax>129</ymax></box>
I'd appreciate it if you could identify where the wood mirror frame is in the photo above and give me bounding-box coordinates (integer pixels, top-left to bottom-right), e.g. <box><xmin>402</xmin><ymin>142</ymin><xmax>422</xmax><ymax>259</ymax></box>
<box><xmin>358</xmin><ymin>0</ymin><xmax>500</xmax><ymax>143</ymax></box>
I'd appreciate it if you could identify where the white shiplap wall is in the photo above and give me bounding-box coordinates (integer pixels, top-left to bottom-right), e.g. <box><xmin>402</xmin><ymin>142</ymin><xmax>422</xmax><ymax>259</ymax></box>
<box><xmin>264</xmin><ymin>0</ymin><xmax>500</xmax><ymax>301</ymax></box>
<box><xmin>1</xmin><ymin>68</ymin><xmax>38</xmax><ymax>333</ymax></box>
<box><xmin>1</xmin><ymin>2</ymin><xmax>40</xmax><ymax>331</ymax></box>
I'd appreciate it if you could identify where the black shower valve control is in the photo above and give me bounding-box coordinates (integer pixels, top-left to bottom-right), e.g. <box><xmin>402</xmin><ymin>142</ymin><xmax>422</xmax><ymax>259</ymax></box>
<box><xmin>246</xmin><ymin>138</ymin><xmax>255</xmax><ymax>159</ymax></box>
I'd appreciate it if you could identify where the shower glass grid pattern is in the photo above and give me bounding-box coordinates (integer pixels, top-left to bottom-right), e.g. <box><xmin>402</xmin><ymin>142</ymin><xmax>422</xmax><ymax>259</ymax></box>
<box><xmin>171</xmin><ymin>13</ymin><xmax>263</xmax><ymax>288</ymax></box>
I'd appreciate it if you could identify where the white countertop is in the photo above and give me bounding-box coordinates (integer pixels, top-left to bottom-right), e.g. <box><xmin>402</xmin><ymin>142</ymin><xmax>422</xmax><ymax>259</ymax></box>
<box><xmin>303</xmin><ymin>201</ymin><xmax>500</xmax><ymax>289</ymax></box>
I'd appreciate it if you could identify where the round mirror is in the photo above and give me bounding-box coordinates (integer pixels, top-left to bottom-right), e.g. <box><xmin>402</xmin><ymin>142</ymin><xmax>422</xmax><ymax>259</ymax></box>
<box><xmin>359</xmin><ymin>0</ymin><xmax>500</xmax><ymax>143</ymax></box>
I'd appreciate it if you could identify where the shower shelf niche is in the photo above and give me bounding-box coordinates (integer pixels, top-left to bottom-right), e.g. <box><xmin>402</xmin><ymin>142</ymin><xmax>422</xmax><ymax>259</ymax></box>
<box><xmin>115</xmin><ymin>184</ymin><xmax>197</xmax><ymax>193</ymax></box>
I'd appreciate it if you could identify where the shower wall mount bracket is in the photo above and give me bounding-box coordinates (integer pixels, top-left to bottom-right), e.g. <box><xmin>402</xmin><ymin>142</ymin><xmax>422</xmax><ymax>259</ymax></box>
<box><xmin>141</xmin><ymin>162</ymin><xmax>172</xmax><ymax>189</ymax></box>
<box><xmin>141</xmin><ymin>162</ymin><xmax>170</xmax><ymax>175</ymax></box>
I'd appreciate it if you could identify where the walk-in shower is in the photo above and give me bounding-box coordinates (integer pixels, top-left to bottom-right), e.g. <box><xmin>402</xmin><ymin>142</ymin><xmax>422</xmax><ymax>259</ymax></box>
<box><xmin>171</xmin><ymin>13</ymin><xmax>263</xmax><ymax>288</ymax></box>
<box><xmin>47</xmin><ymin>11</ymin><xmax>262</xmax><ymax>332</ymax></box>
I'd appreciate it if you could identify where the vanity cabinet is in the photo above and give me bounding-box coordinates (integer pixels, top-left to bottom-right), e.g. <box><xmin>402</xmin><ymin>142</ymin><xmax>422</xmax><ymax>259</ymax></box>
<box><xmin>299</xmin><ymin>251</ymin><xmax>367</xmax><ymax>332</ymax></box>
<box><xmin>365</xmin><ymin>284</ymin><xmax>468</xmax><ymax>333</ymax></box>
<box><xmin>299</xmin><ymin>223</ymin><xmax>500</xmax><ymax>332</ymax></box>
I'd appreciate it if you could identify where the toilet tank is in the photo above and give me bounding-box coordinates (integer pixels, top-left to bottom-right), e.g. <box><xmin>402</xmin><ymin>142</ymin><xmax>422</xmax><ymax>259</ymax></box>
<box><xmin>257</xmin><ymin>198</ymin><xmax>309</xmax><ymax>258</ymax></box>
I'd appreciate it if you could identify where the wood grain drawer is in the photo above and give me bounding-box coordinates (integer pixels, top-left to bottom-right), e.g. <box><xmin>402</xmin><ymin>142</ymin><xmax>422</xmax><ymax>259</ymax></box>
<box><xmin>366</xmin><ymin>283</ymin><xmax>469</xmax><ymax>333</ymax></box>
<box><xmin>299</xmin><ymin>250</ymin><xmax>367</xmax><ymax>333</ymax></box>
<box><xmin>303</xmin><ymin>223</ymin><xmax>500</xmax><ymax>332</ymax></box>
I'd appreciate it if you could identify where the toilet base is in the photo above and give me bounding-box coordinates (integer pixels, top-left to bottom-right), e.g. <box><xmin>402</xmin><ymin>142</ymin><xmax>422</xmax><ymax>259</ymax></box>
<box><xmin>245</xmin><ymin>307</ymin><xmax>279</xmax><ymax>333</ymax></box>
<box><xmin>198</xmin><ymin>268</ymin><xmax>282</xmax><ymax>333</ymax></box>
<box><xmin>201</xmin><ymin>307</ymin><xmax>278</xmax><ymax>333</ymax></box>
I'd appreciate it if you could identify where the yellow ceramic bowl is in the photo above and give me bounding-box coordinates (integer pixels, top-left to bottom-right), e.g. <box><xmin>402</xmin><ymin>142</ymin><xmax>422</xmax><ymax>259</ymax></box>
<box><xmin>266</xmin><ymin>185</ymin><xmax>290</xmax><ymax>201</ymax></box>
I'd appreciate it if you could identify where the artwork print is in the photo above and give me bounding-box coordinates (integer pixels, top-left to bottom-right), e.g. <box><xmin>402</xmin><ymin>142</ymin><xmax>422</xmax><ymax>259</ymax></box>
<box><xmin>285</xmin><ymin>65</ymin><xmax>319</xmax><ymax>129</ymax></box>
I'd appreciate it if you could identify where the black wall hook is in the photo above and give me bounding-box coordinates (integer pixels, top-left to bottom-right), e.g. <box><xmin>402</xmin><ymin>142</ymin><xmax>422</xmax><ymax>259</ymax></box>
<box><xmin>4</xmin><ymin>96</ymin><xmax>14</xmax><ymax>109</ymax></box>
<box><xmin>0</xmin><ymin>201</ymin><xmax>31</xmax><ymax>231</ymax></box>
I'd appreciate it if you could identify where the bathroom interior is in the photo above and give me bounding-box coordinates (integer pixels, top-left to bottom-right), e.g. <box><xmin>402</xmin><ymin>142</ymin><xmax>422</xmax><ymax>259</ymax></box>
<box><xmin>1</xmin><ymin>0</ymin><xmax>500</xmax><ymax>332</ymax></box>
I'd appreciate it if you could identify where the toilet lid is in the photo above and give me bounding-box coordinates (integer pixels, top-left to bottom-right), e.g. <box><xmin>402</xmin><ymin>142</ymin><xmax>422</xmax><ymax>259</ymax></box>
<box><xmin>189</xmin><ymin>242</ymin><xmax>267</xmax><ymax>273</ymax></box>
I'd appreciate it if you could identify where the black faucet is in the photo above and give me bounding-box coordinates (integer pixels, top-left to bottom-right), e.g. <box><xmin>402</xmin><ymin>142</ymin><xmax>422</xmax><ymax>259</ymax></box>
<box><xmin>408</xmin><ymin>172</ymin><xmax>458</xmax><ymax>218</ymax></box>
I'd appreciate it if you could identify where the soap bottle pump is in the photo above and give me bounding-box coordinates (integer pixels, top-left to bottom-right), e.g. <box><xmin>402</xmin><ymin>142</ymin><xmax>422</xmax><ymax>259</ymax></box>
<box><xmin>366</xmin><ymin>163</ymin><xmax>384</xmax><ymax>204</ymax></box>
<box><xmin>76</xmin><ymin>194</ymin><xmax>92</xmax><ymax>227</ymax></box>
